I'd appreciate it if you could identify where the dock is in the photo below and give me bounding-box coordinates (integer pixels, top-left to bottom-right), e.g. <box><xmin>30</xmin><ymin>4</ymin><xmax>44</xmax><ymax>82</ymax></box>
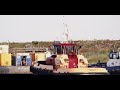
<box><xmin>0</xmin><ymin>66</ymin><xmax>33</xmax><ymax>74</ymax></box>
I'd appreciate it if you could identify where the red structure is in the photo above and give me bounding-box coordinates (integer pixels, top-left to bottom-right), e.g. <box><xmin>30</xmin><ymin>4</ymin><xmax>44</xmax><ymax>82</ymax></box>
<box><xmin>53</xmin><ymin>41</ymin><xmax>79</xmax><ymax>68</ymax></box>
<box><xmin>68</xmin><ymin>52</ymin><xmax>78</xmax><ymax>68</ymax></box>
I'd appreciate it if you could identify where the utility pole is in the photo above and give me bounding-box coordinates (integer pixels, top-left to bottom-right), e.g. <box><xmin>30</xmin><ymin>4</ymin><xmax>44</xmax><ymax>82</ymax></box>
<box><xmin>8</xmin><ymin>40</ymin><xmax>10</xmax><ymax>53</ymax></box>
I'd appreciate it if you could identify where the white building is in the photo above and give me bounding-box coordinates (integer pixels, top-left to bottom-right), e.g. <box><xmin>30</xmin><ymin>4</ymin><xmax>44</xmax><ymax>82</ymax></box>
<box><xmin>0</xmin><ymin>45</ymin><xmax>9</xmax><ymax>53</ymax></box>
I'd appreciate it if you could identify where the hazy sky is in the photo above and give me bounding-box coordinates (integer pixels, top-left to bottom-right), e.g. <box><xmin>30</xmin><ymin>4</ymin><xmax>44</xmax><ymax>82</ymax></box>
<box><xmin>0</xmin><ymin>15</ymin><xmax>120</xmax><ymax>42</ymax></box>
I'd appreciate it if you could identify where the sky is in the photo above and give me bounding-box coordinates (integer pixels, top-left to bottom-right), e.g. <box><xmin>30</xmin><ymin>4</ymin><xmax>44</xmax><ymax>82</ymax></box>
<box><xmin>0</xmin><ymin>15</ymin><xmax>120</xmax><ymax>42</ymax></box>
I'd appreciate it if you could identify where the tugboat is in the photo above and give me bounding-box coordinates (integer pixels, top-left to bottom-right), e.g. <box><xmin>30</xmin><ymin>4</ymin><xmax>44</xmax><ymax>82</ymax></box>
<box><xmin>88</xmin><ymin>46</ymin><xmax>120</xmax><ymax>75</ymax></box>
<box><xmin>30</xmin><ymin>41</ymin><xmax>108</xmax><ymax>75</ymax></box>
<box><xmin>30</xmin><ymin>23</ymin><xmax>108</xmax><ymax>75</ymax></box>
<box><xmin>105</xmin><ymin>48</ymin><xmax>120</xmax><ymax>75</ymax></box>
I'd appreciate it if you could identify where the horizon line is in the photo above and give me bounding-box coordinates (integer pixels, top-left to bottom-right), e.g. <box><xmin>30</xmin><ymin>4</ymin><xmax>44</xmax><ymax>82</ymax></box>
<box><xmin>0</xmin><ymin>39</ymin><xmax>120</xmax><ymax>43</ymax></box>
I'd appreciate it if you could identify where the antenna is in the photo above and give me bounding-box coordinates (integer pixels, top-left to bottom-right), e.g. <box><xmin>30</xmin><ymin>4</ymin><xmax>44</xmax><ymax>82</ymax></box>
<box><xmin>65</xmin><ymin>24</ymin><xmax>69</xmax><ymax>42</ymax></box>
<box><xmin>62</xmin><ymin>15</ymin><xmax>69</xmax><ymax>42</ymax></box>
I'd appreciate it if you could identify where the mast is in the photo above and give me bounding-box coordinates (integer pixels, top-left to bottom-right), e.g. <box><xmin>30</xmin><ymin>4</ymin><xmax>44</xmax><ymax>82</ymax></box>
<box><xmin>63</xmin><ymin>16</ymin><xmax>69</xmax><ymax>43</ymax></box>
<box><xmin>65</xmin><ymin>24</ymin><xmax>69</xmax><ymax>42</ymax></box>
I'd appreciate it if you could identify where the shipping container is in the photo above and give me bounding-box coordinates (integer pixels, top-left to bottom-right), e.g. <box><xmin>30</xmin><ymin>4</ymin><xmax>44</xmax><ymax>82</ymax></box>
<box><xmin>0</xmin><ymin>53</ymin><xmax>11</xmax><ymax>66</ymax></box>
<box><xmin>26</xmin><ymin>55</ymin><xmax>32</xmax><ymax>66</ymax></box>
<box><xmin>12</xmin><ymin>56</ymin><xmax>16</xmax><ymax>65</ymax></box>
<box><xmin>12</xmin><ymin>55</ymin><xmax>32</xmax><ymax>66</ymax></box>
<box><xmin>12</xmin><ymin>55</ymin><xmax>22</xmax><ymax>66</ymax></box>
<box><xmin>30</xmin><ymin>53</ymin><xmax>35</xmax><ymax>62</ymax></box>
<box><xmin>35</xmin><ymin>53</ymin><xmax>46</xmax><ymax>61</ymax></box>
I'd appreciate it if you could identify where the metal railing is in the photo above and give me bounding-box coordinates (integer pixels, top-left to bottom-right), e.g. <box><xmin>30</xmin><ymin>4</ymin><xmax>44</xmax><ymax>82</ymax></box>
<box><xmin>10</xmin><ymin>47</ymin><xmax>47</xmax><ymax>53</ymax></box>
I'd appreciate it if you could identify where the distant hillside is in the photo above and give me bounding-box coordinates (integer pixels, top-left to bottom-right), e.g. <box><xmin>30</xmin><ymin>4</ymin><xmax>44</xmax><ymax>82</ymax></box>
<box><xmin>1</xmin><ymin>40</ymin><xmax>120</xmax><ymax>63</ymax></box>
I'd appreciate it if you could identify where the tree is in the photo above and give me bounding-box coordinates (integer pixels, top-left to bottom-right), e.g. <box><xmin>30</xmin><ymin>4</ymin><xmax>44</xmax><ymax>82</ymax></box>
<box><xmin>32</xmin><ymin>41</ymin><xmax>38</xmax><ymax>45</ymax></box>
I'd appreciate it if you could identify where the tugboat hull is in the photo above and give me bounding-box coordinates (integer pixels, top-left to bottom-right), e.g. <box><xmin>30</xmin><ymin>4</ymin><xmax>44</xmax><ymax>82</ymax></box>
<box><xmin>30</xmin><ymin>65</ymin><xmax>109</xmax><ymax>75</ymax></box>
<box><xmin>89</xmin><ymin>63</ymin><xmax>120</xmax><ymax>75</ymax></box>
<box><xmin>106</xmin><ymin>66</ymin><xmax>120</xmax><ymax>75</ymax></box>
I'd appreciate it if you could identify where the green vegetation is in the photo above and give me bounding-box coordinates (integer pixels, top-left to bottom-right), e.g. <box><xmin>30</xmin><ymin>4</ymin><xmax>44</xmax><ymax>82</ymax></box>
<box><xmin>1</xmin><ymin>40</ymin><xmax>120</xmax><ymax>64</ymax></box>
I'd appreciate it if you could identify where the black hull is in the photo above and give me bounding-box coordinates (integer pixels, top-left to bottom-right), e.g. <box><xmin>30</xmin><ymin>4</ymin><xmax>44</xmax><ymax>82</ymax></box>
<box><xmin>106</xmin><ymin>66</ymin><xmax>120</xmax><ymax>75</ymax></box>
<box><xmin>109</xmin><ymin>71</ymin><xmax>120</xmax><ymax>75</ymax></box>
<box><xmin>30</xmin><ymin>66</ymin><xmax>108</xmax><ymax>75</ymax></box>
